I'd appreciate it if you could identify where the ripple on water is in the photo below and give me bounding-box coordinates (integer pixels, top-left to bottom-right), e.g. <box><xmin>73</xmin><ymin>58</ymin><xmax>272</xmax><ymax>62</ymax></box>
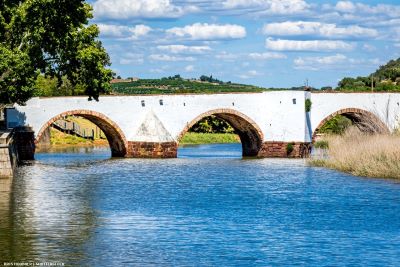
<box><xmin>0</xmin><ymin>144</ymin><xmax>399</xmax><ymax>266</ymax></box>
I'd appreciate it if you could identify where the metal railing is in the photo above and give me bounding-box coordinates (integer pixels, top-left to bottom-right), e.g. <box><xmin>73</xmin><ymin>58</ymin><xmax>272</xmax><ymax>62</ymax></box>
<box><xmin>52</xmin><ymin>119</ymin><xmax>95</xmax><ymax>140</ymax></box>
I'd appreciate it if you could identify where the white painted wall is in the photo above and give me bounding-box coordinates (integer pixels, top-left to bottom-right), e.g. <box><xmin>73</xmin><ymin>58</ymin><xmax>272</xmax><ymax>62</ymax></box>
<box><xmin>8</xmin><ymin>92</ymin><xmax>399</xmax><ymax>143</ymax></box>
<box><xmin>6</xmin><ymin>91</ymin><xmax>307</xmax><ymax>143</ymax></box>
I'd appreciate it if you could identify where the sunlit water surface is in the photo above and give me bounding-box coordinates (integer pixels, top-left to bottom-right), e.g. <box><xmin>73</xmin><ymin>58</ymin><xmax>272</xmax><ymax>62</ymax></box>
<box><xmin>1</xmin><ymin>144</ymin><xmax>399</xmax><ymax>266</ymax></box>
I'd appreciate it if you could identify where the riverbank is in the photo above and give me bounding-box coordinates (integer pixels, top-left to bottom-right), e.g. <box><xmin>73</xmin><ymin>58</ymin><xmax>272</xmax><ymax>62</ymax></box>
<box><xmin>39</xmin><ymin>129</ymin><xmax>239</xmax><ymax>148</ymax></box>
<box><xmin>44</xmin><ymin>128</ymin><xmax>108</xmax><ymax>147</ymax></box>
<box><xmin>180</xmin><ymin>132</ymin><xmax>239</xmax><ymax>145</ymax></box>
<box><xmin>310</xmin><ymin>129</ymin><xmax>400</xmax><ymax>179</ymax></box>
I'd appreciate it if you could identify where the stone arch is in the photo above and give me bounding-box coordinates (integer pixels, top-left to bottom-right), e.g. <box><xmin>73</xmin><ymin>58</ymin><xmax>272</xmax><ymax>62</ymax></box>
<box><xmin>312</xmin><ymin>108</ymin><xmax>389</xmax><ymax>141</ymax></box>
<box><xmin>35</xmin><ymin>110</ymin><xmax>128</xmax><ymax>157</ymax></box>
<box><xmin>177</xmin><ymin>109</ymin><xmax>264</xmax><ymax>157</ymax></box>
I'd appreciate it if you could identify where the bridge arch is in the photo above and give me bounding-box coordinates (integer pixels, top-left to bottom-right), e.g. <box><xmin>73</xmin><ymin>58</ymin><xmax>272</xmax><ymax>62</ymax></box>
<box><xmin>312</xmin><ymin>108</ymin><xmax>389</xmax><ymax>141</ymax></box>
<box><xmin>35</xmin><ymin>110</ymin><xmax>128</xmax><ymax>157</ymax></box>
<box><xmin>177</xmin><ymin>109</ymin><xmax>264</xmax><ymax>157</ymax></box>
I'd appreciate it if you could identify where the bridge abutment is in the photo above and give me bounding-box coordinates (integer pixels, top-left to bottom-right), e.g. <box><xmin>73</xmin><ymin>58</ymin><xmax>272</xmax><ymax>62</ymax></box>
<box><xmin>259</xmin><ymin>142</ymin><xmax>312</xmax><ymax>158</ymax></box>
<box><xmin>14</xmin><ymin>127</ymin><xmax>35</xmax><ymax>160</ymax></box>
<box><xmin>126</xmin><ymin>141</ymin><xmax>178</xmax><ymax>158</ymax></box>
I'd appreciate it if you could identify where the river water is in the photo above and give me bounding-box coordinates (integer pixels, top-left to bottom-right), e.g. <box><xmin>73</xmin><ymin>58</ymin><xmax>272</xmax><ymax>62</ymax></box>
<box><xmin>1</xmin><ymin>144</ymin><xmax>400</xmax><ymax>266</ymax></box>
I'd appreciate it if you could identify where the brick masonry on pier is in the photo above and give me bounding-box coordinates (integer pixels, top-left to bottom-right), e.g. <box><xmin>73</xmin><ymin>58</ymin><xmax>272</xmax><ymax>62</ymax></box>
<box><xmin>259</xmin><ymin>142</ymin><xmax>312</xmax><ymax>158</ymax></box>
<box><xmin>126</xmin><ymin>141</ymin><xmax>178</xmax><ymax>158</ymax></box>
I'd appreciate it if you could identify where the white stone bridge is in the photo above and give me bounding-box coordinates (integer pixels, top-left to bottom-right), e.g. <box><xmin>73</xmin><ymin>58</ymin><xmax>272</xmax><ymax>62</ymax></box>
<box><xmin>5</xmin><ymin>91</ymin><xmax>400</xmax><ymax>158</ymax></box>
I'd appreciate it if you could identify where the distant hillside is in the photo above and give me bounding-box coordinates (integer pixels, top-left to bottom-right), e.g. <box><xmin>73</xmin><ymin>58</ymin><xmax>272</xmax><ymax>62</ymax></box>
<box><xmin>337</xmin><ymin>58</ymin><xmax>400</xmax><ymax>92</ymax></box>
<box><xmin>111</xmin><ymin>75</ymin><xmax>266</xmax><ymax>95</ymax></box>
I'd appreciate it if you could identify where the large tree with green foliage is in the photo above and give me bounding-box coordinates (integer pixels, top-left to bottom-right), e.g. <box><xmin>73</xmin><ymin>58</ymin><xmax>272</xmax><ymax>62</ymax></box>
<box><xmin>0</xmin><ymin>0</ymin><xmax>112</xmax><ymax>106</ymax></box>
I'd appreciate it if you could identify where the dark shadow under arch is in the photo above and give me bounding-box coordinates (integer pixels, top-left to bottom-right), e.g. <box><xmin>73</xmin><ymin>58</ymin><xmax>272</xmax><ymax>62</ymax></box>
<box><xmin>35</xmin><ymin>110</ymin><xmax>128</xmax><ymax>157</ymax></box>
<box><xmin>312</xmin><ymin>108</ymin><xmax>389</xmax><ymax>141</ymax></box>
<box><xmin>178</xmin><ymin>109</ymin><xmax>264</xmax><ymax>157</ymax></box>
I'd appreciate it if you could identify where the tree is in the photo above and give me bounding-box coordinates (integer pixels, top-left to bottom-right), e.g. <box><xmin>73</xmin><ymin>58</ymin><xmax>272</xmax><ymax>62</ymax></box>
<box><xmin>0</xmin><ymin>0</ymin><xmax>112</xmax><ymax>105</ymax></box>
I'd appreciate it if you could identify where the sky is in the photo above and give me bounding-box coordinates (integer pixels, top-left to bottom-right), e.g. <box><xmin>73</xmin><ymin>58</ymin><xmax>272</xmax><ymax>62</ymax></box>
<box><xmin>88</xmin><ymin>0</ymin><xmax>400</xmax><ymax>88</ymax></box>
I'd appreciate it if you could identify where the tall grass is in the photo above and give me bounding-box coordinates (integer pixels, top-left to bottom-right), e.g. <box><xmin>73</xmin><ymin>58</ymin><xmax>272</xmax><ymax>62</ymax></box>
<box><xmin>310</xmin><ymin>127</ymin><xmax>400</xmax><ymax>179</ymax></box>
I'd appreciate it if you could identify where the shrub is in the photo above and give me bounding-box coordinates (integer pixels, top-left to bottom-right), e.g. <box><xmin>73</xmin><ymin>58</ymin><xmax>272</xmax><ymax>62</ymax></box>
<box><xmin>305</xmin><ymin>99</ymin><xmax>312</xmax><ymax>112</ymax></box>
<box><xmin>286</xmin><ymin>142</ymin><xmax>295</xmax><ymax>154</ymax></box>
<box><xmin>314</xmin><ymin>140</ymin><xmax>329</xmax><ymax>149</ymax></box>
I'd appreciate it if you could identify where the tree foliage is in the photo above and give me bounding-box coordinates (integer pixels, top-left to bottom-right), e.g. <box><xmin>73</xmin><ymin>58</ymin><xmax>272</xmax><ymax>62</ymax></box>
<box><xmin>190</xmin><ymin>116</ymin><xmax>235</xmax><ymax>134</ymax></box>
<box><xmin>319</xmin><ymin>115</ymin><xmax>353</xmax><ymax>134</ymax></box>
<box><xmin>0</xmin><ymin>0</ymin><xmax>112</xmax><ymax>104</ymax></box>
<box><xmin>337</xmin><ymin>58</ymin><xmax>400</xmax><ymax>92</ymax></box>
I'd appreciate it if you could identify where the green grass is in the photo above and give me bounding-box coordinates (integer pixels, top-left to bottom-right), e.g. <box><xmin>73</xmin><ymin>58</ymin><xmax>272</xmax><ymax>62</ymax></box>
<box><xmin>50</xmin><ymin>128</ymin><xmax>92</xmax><ymax>145</ymax></box>
<box><xmin>180</xmin><ymin>132</ymin><xmax>240</xmax><ymax>144</ymax></box>
<box><xmin>48</xmin><ymin>128</ymin><xmax>108</xmax><ymax>146</ymax></box>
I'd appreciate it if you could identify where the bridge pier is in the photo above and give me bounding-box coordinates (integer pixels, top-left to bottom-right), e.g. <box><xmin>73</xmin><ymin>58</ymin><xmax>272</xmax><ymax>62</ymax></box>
<box><xmin>126</xmin><ymin>141</ymin><xmax>178</xmax><ymax>158</ymax></box>
<box><xmin>259</xmin><ymin>142</ymin><xmax>312</xmax><ymax>158</ymax></box>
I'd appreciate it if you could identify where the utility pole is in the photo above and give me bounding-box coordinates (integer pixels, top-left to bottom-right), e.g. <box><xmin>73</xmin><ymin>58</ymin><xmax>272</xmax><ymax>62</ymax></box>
<box><xmin>371</xmin><ymin>75</ymin><xmax>374</xmax><ymax>92</ymax></box>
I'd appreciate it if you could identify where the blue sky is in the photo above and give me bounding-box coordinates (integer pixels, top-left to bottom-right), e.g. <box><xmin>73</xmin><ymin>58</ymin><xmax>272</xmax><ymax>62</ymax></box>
<box><xmin>88</xmin><ymin>0</ymin><xmax>400</xmax><ymax>88</ymax></box>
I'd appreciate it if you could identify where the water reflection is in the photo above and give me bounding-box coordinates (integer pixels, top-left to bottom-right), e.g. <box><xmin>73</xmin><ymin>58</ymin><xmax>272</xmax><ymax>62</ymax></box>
<box><xmin>0</xmin><ymin>144</ymin><xmax>399</xmax><ymax>266</ymax></box>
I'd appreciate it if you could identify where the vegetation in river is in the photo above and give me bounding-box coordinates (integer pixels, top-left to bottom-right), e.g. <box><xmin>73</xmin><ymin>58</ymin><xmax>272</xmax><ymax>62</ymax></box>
<box><xmin>310</xmin><ymin>128</ymin><xmax>400</xmax><ymax>179</ymax></box>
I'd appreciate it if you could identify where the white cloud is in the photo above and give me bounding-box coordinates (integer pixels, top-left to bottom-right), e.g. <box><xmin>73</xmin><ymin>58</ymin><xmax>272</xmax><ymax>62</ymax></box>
<box><xmin>262</xmin><ymin>21</ymin><xmax>378</xmax><ymax>38</ymax></box>
<box><xmin>265</xmin><ymin>38</ymin><xmax>356</xmax><ymax>51</ymax></box>
<box><xmin>215</xmin><ymin>52</ymin><xmax>239</xmax><ymax>61</ymax></box>
<box><xmin>248</xmin><ymin>52</ymin><xmax>287</xmax><ymax>60</ymax></box>
<box><xmin>157</xmin><ymin>45</ymin><xmax>211</xmax><ymax>54</ymax></box>
<box><xmin>335</xmin><ymin>1</ymin><xmax>356</xmax><ymax>13</ymax></box>
<box><xmin>93</xmin><ymin>0</ymin><xmax>198</xmax><ymax>20</ymax></box>
<box><xmin>362</xmin><ymin>44</ymin><xmax>376</xmax><ymax>51</ymax></box>
<box><xmin>222</xmin><ymin>0</ymin><xmax>309</xmax><ymax>14</ymax></box>
<box><xmin>166</xmin><ymin>23</ymin><xmax>246</xmax><ymax>40</ymax></box>
<box><xmin>149</xmin><ymin>54</ymin><xmax>196</xmax><ymax>62</ymax></box>
<box><xmin>98</xmin><ymin>24</ymin><xmax>152</xmax><ymax>40</ymax></box>
<box><xmin>334</xmin><ymin>1</ymin><xmax>400</xmax><ymax>18</ymax></box>
<box><xmin>184</xmin><ymin>65</ymin><xmax>195</xmax><ymax>72</ymax></box>
<box><xmin>239</xmin><ymin>70</ymin><xmax>262</xmax><ymax>79</ymax></box>
<box><xmin>294</xmin><ymin>54</ymin><xmax>347</xmax><ymax>70</ymax></box>
<box><xmin>294</xmin><ymin>54</ymin><xmax>381</xmax><ymax>70</ymax></box>
<box><xmin>119</xmin><ymin>53</ymin><xmax>144</xmax><ymax>65</ymax></box>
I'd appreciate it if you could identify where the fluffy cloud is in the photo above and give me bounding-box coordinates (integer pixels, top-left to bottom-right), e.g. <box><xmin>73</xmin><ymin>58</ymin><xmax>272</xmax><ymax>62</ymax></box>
<box><xmin>157</xmin><ymin>45</ymin><xmax>211</xmax><ymax>54</ymax></box>
<box><xmin>222</xmin><ymin>0</ymin><xmax>309</xmax><ymax>14</ymax></box>
<box><xmin>149</xmin><ymin>54</ymin><xmax>195</xmax><ymax>62</ymax></box>
<box><xmin>98</xmin><ymin>24</ymin><xmax>152</xmax><ymax>40</ymax></box>
<box><xmin>239</xmin><ymin>70</ymin><xmax>262</xmax><ymax>79</ymax></box>
<box><xmin>119</xmin><ymin>53</ymin><xmax>144</xmax><ymax>65</ymax></box>
<box><xmin>294</xmin><ymin>54</ymin><xmax>380</xmax><ymax>70</ymax></box>
<box><xmin>184</xmin><ymin>65</ymin><xmax>195</xmax><ymax>72</ymax></box>
<box><xmin>215</xmin><ymin>52</ymin><xmax>239</xmax><ymax>60</ymax></box>
<box><xmin>265</xmin><ymin>38</ymin><xmax>356</xmax><ymax>51</ymax></box>
<box><xmin>248</xmin><ymin>52</ymin><xmax>287</xmax><ymax>60</ymax></box>
<box><xmin>294</xmin><ymin>54</ymin><xmax>348</xmax><ymax>70</ymax></box>
<box><xmin>166</xmin><ymin>23</ymin><xmax>246</xmax><ymax>40</ymax></box>
<box><xmin>93</xmin><ymin>0</ymin><xmax>198</xmax><ymax>20</ymax></box>
<box><xmin>334</xmin><ymin>1</ymin><xmax>400</xmax><ymax>18</ymax></box>
<box><xmin>262</xmin><ymin>21</ymin><xmax>378</xmax><ymax>38</ymax></box>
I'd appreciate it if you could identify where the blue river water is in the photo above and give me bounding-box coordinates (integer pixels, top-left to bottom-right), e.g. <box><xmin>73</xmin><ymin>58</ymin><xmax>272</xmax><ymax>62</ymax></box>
<box><xmin>0</xmin><ymin>143</ymin><xmax>400</xmax><ymax>266</ymax></box>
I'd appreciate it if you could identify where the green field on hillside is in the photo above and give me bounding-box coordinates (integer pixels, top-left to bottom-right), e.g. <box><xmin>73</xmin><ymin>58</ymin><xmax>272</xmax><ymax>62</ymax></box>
<box><xmin>111</xmin><ymin>77</ymin><xmax>266</xmax><ymax>95</ymax></box>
